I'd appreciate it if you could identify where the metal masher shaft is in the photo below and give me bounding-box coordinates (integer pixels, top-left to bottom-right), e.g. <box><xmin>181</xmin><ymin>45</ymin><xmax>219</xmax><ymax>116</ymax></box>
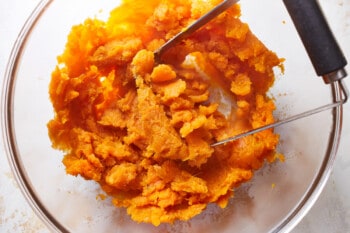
<box><xmin>154</xmin><ymin>0</ymin><xmax>239</xmax><ymax>62</ymax></box>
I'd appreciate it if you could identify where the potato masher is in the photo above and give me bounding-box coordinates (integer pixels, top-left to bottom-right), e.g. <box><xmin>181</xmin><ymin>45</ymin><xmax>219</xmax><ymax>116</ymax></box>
<box><xmin>155</xmin><ymin>0</ymin><xmax>348</xmax><ymax>146</ymax></box>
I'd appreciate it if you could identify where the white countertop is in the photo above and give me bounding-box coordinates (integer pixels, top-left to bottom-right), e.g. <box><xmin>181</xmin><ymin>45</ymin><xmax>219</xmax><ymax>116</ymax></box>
<box><xmin>1</xmin><ymin>1</ymin><xmax>350</xmax><ymax>232</ymax></box>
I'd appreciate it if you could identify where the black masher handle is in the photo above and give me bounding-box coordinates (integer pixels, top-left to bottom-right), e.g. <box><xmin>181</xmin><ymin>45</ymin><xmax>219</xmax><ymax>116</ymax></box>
<box><xmin>283</xmin><ymin>0</ymin><xmax>347</xmax><ymax>82</ymax></box>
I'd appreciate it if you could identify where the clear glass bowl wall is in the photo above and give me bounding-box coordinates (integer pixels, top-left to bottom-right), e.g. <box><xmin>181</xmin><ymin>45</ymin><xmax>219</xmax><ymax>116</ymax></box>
<box><xmin>1</xmin><ymin>0</ymin><xmax>343</xmax><ymax>232</ymax></box>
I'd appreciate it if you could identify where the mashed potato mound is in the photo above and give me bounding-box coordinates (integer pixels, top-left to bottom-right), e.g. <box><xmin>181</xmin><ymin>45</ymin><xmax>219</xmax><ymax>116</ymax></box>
<box><xmin>48</xmin><ymin>0</ymin><xmax>283</xmax><ymax>226</ymax></box>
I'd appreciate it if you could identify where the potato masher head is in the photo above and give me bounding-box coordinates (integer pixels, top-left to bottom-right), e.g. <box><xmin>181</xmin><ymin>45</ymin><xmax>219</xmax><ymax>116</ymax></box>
<box><xmin>155</xmin><ymin>0</ymin><xmax>348</xmax><ymax>146</ymax></box>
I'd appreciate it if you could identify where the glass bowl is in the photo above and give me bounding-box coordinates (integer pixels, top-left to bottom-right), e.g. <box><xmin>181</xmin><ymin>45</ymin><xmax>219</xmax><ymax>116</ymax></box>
<box><xmin>1</xmin><ymin>0</ymin><xmax>343</xmax><ymax>232</ymax></box>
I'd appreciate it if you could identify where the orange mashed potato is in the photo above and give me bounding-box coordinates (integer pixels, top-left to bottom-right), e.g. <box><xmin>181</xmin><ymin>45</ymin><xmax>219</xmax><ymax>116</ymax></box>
<box><xmin>48</xmin><ymin>0</ymin><xmax>283</xmax><ymax>226</ymax></box>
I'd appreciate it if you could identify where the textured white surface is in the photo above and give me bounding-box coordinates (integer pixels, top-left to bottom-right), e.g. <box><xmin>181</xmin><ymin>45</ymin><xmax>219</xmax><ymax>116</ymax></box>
<box><xmin>0</xmin><ymin>1</ymin><xmax>349</xmax><ymax>232</ymax></box>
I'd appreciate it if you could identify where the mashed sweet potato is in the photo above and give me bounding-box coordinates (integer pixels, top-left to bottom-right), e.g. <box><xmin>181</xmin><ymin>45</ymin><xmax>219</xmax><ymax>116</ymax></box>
<box><xmin>48</xmin><ymin>0</ymin><xmax>284</xmax><ymax>226</ymax></box>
